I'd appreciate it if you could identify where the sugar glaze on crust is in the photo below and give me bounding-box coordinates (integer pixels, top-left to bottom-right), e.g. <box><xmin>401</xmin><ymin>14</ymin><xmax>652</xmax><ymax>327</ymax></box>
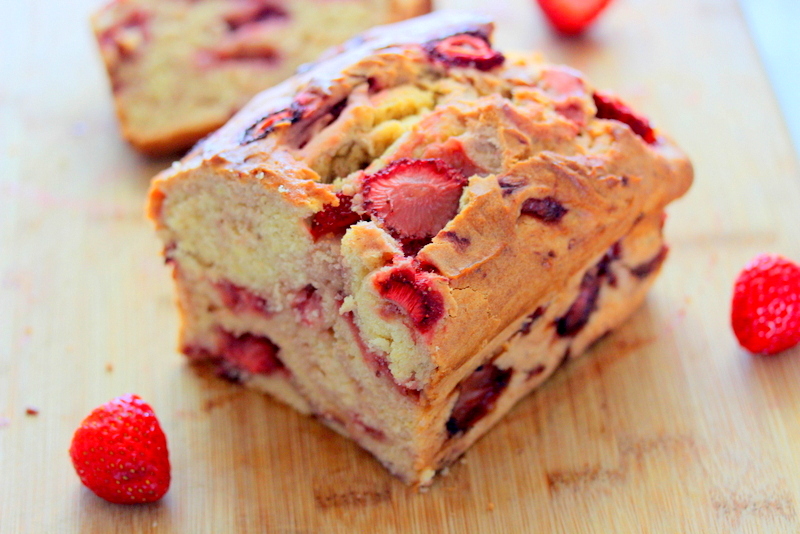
<box><xmin>148</xmin><ymin>11</ymin><xmax>693</xmax><ymax>485</ymax></box>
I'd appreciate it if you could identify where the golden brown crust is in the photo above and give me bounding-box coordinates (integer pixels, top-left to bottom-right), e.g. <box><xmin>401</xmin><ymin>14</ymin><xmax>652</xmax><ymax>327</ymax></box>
<box><xmin>418</xmin><ymin>135</ymin><xmax>691</xmax><ymax>396</ymax></box>
<box><xmin>122</xmin><ymin>116</ymin><xmax>225</xmax><ymax>157</ymax></box>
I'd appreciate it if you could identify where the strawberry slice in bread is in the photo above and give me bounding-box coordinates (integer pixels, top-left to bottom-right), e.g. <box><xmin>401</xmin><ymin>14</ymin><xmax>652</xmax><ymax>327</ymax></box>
<box><xmin>91</xmin><ymin>0</ymin><xmax>431</xmax><ymax>155</ymax></box>
<box><xmin>147</xmin><ymin>11</ymin><xmax>693</xmax><ymax>485</ymax></box>
<box><xmin>363</xmin><ymin>158</ymin><xmax>468</xmax><ymax>255</ymax></box>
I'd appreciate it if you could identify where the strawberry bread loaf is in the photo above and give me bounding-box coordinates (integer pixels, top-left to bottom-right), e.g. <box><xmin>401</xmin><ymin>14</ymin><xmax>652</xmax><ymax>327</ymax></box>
<box><xmin>147</xmin><ymin>11</ymin><xmax>693</xmax><ymax>485</ymax></box>
<box><xmin>91</xmin><ymin>0</ymin><xmax>430</xmax><ymax>155</ymax></box>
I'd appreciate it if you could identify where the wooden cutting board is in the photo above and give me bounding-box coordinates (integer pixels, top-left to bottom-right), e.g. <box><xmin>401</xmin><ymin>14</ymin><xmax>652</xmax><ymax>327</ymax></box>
<box><xmin>2</xmin><ymin>0</ymin><xmax>800</xmax><ymax>531</ymax></box>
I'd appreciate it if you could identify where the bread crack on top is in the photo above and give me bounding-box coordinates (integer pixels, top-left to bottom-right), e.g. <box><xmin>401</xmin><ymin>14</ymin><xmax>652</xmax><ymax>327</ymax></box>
<box><xmin>148</xmin><ymin>11</ymin><xmax>693</xmax><ymax>485</ymax></box>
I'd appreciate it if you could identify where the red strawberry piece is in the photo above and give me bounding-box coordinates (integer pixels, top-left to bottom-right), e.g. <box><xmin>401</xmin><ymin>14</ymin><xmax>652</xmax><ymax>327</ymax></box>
<box><xmin>292</xmin><ymin>91</ymin><xmax>338</xmax><ymax>119</ymax></box>
<box><xmin>310</xmin><ymin>193</ymin><xmax>364</xmax><ymax>240</ymax></box>
<box><xmin>540</xmin><ymin>67</ymin><xmax>585</xmax><ymax>97</ymax></box>
<box><xmin>518</xmin><ymin>306</ymin><xmax>546</xmax><ymax>336</ymax></box>
<box><xmin>352</xmin><ymin>414</ymin><xmax>386</xmax><ymax>441</ymax></box>
<box><xmin>69</xmin><ymin>394</ymin><xmax>170</xmax><ymax>504</ymax></box>
<box><xmin>221</xmin><ymin>331</ymin><xmax>284</xmax><ymax>375</ymax></box>
<box><xmin>520</xmin><ymin>196</ymin><xmax>568</xmax><ymax>223</ymax></box>
<box><xmin>446</xmin><ymin>364</ymin><xmax>513</xmax><ymax>436</ymax></box>
<box><xmin>556</xmin><ymin>264</ymin><xmax>602</xmax><ymax>337</ymax></box>
<box><xmin>731</xmin><ymin>254</ymin><xmax>800</xmax><ymax>355</ymax></box>
<box><xmin>224</xmin><ymin>1</ymin><xmax>288</xmax><ymax>32</ymax></box>
<box><xmin>217</xmin><ymin>279</ymin><xmax>270</xmax><ymax>315</ymax></box>
<box><xmin>363</xmin><ymin>159</ymin><xmax>467</xmax><ymax>254</ymax></box>
<box><xmin>421</xmin><ymin>138</ymin><xmax>487</xmax><ymax>179</ymax></box>
<box><xmin>293</xmin><ymin>284</ymin><xmax>324</xmax><ymax>327</ymax></box>
<box><xmin>555</xmin><ymin>243</ymin><xmax>619</xmax><ymax>336</ymax></box>
<box><xmin>373</xmin><ymin>262</ymin><xmax>445</xmax><ymax>333</ymax></box>
<box><xmin>555</xmin><ymin>101</ymin><xmax>588</xmax><ymax>126</ymax></box>
<box><xmin>593</xmin><ymin>91</ymin><xmax>657</xmax><ymax>144</ymax></box>
<box><xmin>241</xmin><ymin>92</ymin><xmax>344</xmax><ymax>146</ymax></box>
<box><xmin>630</xmin><ymin>246</ymin><xmax>668</xmax><ymax>278</ymax></box>
<box><xmin>535</xmin><ymin>0</ymin><xmax>613</xmax><ymax>36</ymax></box>
<box><xmin>198</xmin><ymin>41</ymin><xmax>280</xmax><ymax>65</ymax></box>
<box><xmin>242</xmin><ymin>107</ymin><xmax>301</xmax><ymax>144</ymax></box>
<box><xmin>198</xmin><ymin>2</ymin><xmax>287</xmax><ymax>66</ymax></box>
<box><xmin>426</xmin><ymin>33</ymin><xmax>505</xmax><ymax>71</ymax></box>
<box><xmin>98</xmin><ymin>10</ymin><xmax>150</xmax><ymax>63</ymax></box>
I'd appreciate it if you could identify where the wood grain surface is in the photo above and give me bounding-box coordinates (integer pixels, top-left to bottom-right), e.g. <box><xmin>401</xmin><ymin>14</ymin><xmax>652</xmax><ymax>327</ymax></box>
<box><xmin>2</xmin><ymin>0</ymin><xmax>800</xmax><ymax>532</ymax></box>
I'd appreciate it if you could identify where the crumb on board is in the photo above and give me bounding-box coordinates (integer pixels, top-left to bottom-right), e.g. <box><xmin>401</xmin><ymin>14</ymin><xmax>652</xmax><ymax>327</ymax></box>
<box><xmin>25</xmin><ymin>406</ymin><xmax>39</xmax><ymax>416</ymax></box>
<box><xmin>487</xmin><ymin>502</ymin><xmax>495</xmax><ymax>511</ymax></box>
<box><xmin>23</xmin><ymin>326</ymin><xmax>32</xmax><ymax>335</ymax></box>
<box><xmin>105</xmin><ymin>362</ymin><xmax>114</xmax><ymax>373</ymax></box>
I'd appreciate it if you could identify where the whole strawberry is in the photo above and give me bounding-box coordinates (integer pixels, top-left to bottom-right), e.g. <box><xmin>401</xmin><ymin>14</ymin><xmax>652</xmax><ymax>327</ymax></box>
<box><xmin>731</xmin><ymin>254</ymin><xmax>800</xmax><ymax>355</ymax></box>
<box><xmin>536</xmin><ymin>0</ymin><xmax>614</xmax><ymax>36</ymax></box>
<box><xmin>69</xmin><ymin>394</ymin><xmax>170</xmax><ymax>504</ymax></box>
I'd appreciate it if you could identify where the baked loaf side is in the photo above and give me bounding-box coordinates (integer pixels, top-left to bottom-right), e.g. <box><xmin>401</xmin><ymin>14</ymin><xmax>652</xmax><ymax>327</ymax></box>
<box><xmin>148</xmin><ymin>11</ymin><xmax>693</xmax><ymax>485</ymax></box>
<box><xmin>91</xmin><ymin>0</ymin><xmax>432</xmax><ymax>155</ymax></box>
